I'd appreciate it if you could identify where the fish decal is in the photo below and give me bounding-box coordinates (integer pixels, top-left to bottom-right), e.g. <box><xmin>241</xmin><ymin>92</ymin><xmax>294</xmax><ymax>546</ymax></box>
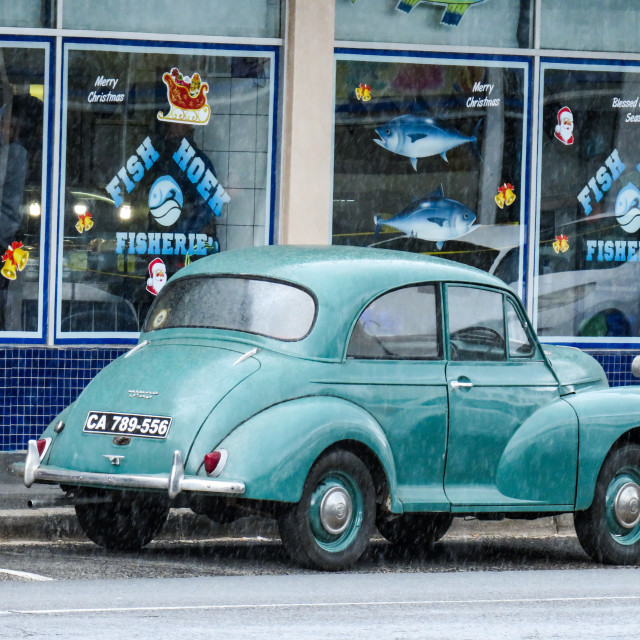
<box><xmin>373</xmin><ymin>186</ymin><xmax>478</xmax><ymax>249</ymax></box>
<box><xmin>374</xmin><ymin>115</ymin><xmax>479</xmax><ymax>170</ymax></box>
<box><xmin>615</xmin><ymin>183</ymin><xmax>640</xmax><ymax>234</ymax></box>
<box><xmin>396</xmin><ymin>0</ymin><xmax>487</xmax><ymax>26</ymax></box>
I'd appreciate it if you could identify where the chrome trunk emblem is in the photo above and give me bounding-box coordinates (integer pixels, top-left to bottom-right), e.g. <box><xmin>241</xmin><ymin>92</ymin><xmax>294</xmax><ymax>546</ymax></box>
<box><xmin>128</xmin><ymin>389</ymin><xmax>159</xmax><ymax>399</ymax></box>
<box><xmin>103</xmin><ymin>455</ymin><xmax>125</xmax><ymax>466</ymax></box>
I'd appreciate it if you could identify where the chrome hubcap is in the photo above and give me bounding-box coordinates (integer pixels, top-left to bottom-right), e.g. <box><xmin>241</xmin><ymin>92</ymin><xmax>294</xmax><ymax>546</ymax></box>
<box><xmin>319</xmin><ymin>486</ymin><xmax>353</xmax><ymax>535</ymax></box>
<box><xmin>614</xmin><ymin>481</ymin><xmax>640</xmax><ymax>529</ymax></box>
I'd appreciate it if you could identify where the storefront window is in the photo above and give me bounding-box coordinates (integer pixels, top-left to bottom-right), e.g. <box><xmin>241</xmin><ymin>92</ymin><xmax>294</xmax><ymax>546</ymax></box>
<box><xmin>0</xmin><ymin>42</ymin><xmax>49</xmax><ymax>338</ymax></box>
<box><xmin>0</xmin><ymin>2</ymin><xmax>55</xmax><ymax>28</ymax></box>
<box><xmin>335</xmin><ymin>0</ymin><xmax>532</xmax><ymax>49</ymax></box>
<box><xmin>536</xmin><ymin>61</ymin><xmax>640</xmax><ymax>342</ymax></box>
<box><xmin>332</xmin><ymin>52</ymin><xmax>529</xmax><ymax>297</ymax></box>
<box><xmin>58</xmin><ymin>41</ymin><xmax>275</xmax><ymax>340</ymax></box>
<box><xmin>62</xmin><ymin>0</ymin><xmax>281</xmax><ymax>38</ymax></box>
<box><xmin>540</xmin><ymin>0</ymin><xmax>640</xmax><ymax>54</ymax></box>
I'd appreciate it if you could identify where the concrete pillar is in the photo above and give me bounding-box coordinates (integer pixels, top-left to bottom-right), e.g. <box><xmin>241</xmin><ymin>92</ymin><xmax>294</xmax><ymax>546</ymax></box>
<box><xmin>280</xmin><ymin>0</ymin><xmax>335</xmax><ymax>245</ymax></box>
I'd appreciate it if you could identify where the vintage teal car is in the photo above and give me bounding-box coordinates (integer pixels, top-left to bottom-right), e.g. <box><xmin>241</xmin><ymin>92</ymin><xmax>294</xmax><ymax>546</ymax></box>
<box><xmin>23</xmin><ymin>245</ymin><xmax>640</xmax><ymax>570</ymax></box>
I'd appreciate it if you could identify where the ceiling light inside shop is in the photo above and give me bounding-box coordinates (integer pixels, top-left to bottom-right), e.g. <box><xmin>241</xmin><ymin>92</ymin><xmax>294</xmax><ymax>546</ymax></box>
<box><xmin>29</xmin><ymin>202</ymin><xmax>41</xmax><ymax>217</ymax></box>
<box><xmin>120</xmin><ymin>205</ymin><xmax>131</xmax><ymax>220</ymax></box>
<box><xmin>74</xmin><ymin>204</ymin><xmax>87</xmax><ymax>216</ymax></box>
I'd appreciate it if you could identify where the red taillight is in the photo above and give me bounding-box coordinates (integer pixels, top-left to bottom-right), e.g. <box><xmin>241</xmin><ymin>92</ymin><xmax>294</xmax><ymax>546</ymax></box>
<box><xmin>36</xmin><ymin>438</ymin><xmax>51</xmax><ymax>460</ymax></box>
<box><xmin>204</xmin><ymin>451</ymin><xmax>222</xmax><ymax>475</ymax></box>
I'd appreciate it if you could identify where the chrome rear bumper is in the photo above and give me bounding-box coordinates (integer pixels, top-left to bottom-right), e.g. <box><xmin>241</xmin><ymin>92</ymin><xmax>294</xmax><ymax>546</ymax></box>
<box><xmin>23</xmin><ymin>440</ymin><xmax>245</xmax><ymax>500</ymax></box>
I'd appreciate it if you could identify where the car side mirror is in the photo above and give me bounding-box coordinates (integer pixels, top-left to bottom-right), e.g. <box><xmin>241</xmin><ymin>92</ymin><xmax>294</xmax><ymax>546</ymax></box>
<box><xmin>632</xmin><ymin>355</ymin><xmax>640</xmax><ymax>378</ymax></box>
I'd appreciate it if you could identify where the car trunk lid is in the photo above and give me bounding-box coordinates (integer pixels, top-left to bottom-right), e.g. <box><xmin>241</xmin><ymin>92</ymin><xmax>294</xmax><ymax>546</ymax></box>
<box><xmin>49</xmin><ymin>340</ymin><xmax>260</xmax><ymax>474</ymax></box>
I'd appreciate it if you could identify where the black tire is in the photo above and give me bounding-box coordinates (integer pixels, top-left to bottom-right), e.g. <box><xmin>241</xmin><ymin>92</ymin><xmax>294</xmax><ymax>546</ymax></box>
<box><xmin>377</xmin><ymin>513</ymin><xmax>453</xmax><ymax>547</ymax></box>
<box><xmin>277</xmin><ymin>450</ymin><xmax>376</xmax><ymax>571</ymax></box>
<box><xmin>574</xmin><ymin>444</ymin><xmax>640</xmax><ymax>565</ymax></box>
<box><xmin>75</xmin><ymin>488</ymin><xmax>170</xmax><ymax>551</ymax></box>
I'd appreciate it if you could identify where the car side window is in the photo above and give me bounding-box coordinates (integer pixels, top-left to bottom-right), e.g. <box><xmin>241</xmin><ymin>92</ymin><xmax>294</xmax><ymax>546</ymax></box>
<box><xmin>506</xmin><ymin>297</ymin><xmax>538</xmax><ymax>359</ymax></box>
<box><xmin>447</xmin><ymin>286</ymin><xmax>506</xmax><ymax>362</ymax></box>
<box><xmin>347</xmin><ymin>285</ymin><xmax>441</xmax><ymax>360</ymax></box>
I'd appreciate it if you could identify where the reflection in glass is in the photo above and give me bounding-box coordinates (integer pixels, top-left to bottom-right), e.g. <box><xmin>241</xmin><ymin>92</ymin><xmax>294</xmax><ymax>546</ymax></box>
<box><xmin>335</xmin><ymin>0</ymin><xmax>532</xmax><ymax>49</ymax></box>
<box><xmin>60</xmin><ymin>45</ymin><xmax>273</xmax><ymax>336</ymax></box>
<box><xmin>540</xmin><ymin>0</ymin><xmax>640</xmax><ymax>54</ymax></box>
<box><xmin>0</xmin><ymin>45</ymin><xmax>46</xmax><ymax>334</ymax></box>
<box><xmin>332</xmin><ymin>54</ymin><xmax>527</xmax><ymax>297</ymax></box>
<box><xmin>62</xmin><ymin>0</ymin><xmax>280</xmax><ymax>38</ymax></box>
<box><xmin>537</xmin><ymin>64</ymin><xmax>640</xmax><ymax>340</ymax></box>
<box><xmin>0</xmin><ymin>2</ymin><xmax>55</xmax><ymax>28</ymax></box>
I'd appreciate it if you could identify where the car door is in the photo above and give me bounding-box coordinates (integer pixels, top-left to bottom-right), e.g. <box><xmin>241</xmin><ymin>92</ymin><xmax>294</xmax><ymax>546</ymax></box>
<box><xmin>336</xmin><ymin>283</ymin><xmax>449</xmax><ymax>511</ymax></box>
<box><xmin>444</xmin><ymin>284</ymin><xmax>579</xmax><ymax>510</ymax></box>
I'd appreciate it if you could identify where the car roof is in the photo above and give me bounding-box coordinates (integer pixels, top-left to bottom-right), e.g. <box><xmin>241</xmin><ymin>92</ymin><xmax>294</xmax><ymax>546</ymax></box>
<box><xmin>166</xmin><ymin>245</ymin><xmax>513</xmax><ymax>360</ymax></box>
<box><xmin>177</xmin><ymin>244</ymin><xmax>502</xmax><ymax>287</ymax></box>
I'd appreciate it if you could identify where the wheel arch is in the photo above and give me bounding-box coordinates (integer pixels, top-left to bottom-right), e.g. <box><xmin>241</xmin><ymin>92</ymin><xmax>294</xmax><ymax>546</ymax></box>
<box><xmin>207</xmin><ymin>396</ymin><xmax>400</xmax><ymax>508</ymax></box>
<box><xmin>318</xmin><ymin>439</ymin><xmax>393</xmax><ymax>519</ymax></box>
<box><xmin>577</xmin><ymin>423</ymin><xmax>640</xmax><ymax>510</ymax></box>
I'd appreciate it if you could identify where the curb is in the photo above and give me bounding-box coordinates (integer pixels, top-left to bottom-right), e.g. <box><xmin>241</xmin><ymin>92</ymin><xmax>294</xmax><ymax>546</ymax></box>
<box><xmin>0</xmin><ymin>508</ymin><xmax>576</xmax><ymax>543</ymax></box>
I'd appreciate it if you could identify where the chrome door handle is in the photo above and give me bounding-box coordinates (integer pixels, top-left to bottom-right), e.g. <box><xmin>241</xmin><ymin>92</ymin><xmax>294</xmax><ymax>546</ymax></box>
<box><xmin>450</xmin><ymin>380</ymin><xmax>473</xmax><ymax>390</ymax></box>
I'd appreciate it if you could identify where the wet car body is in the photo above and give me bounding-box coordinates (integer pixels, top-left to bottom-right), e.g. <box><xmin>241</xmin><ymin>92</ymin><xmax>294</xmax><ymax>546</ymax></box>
<box><xmin>25</xmin><ymin>245</ymin><xmax>640</xmax><ymax>570</ymax></box>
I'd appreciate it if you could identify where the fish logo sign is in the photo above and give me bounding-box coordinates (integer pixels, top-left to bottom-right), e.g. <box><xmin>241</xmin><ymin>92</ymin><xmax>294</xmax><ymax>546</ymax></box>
<box><xmin>374</xmin><ymin>115</ymin><xmax>480</xmax><ymax>171</ymax></box>
<box><xmin>372</xmin><ymin>185</ymin><xmax>478</xmax><ymax>249</ymax></box>
<box><xmin>614</xmin><ymin>183</ymin><xmax>640</xmax><ymax>234</ymax></box>
<box><xmin>149</xmin><ymin>176</ymin><xmax>184</xmax><ymax>227</ymax></box>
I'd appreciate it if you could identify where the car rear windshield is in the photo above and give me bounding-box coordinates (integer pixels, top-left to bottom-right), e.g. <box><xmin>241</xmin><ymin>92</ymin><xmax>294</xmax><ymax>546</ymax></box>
<box><xmin>143</xmin><ymin>275</ymin><xmax>316</xmax><ymax>341</ymax></box>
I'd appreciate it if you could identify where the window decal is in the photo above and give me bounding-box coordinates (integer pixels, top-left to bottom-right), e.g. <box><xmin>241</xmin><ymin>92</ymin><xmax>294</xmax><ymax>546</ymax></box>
<box><xmin>333</xmin><ymin>52</ymin><xmax>529</xmax><ymax>300</ymax></box>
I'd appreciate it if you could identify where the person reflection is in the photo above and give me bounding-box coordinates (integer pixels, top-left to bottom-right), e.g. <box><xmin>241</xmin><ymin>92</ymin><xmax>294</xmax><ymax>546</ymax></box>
<box><xmin>0</xmin><ymin>95</ymin><xmax>43</xmax><ymax>330</ymax></box>
<box><xmin>127</xmin><ymin>119</ymin><xmax>224</xmax><ymax>323</ymax></box>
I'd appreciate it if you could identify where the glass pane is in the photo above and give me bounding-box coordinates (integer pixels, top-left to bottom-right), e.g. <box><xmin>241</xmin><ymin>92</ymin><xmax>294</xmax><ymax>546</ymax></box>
<box><xmin>63</xmin><ymin>0</ymin><xmax>281</xmax><ymax>38</ymax></box>
<box><xmin>333</xmin><ymin>53</ymin><xmax>528</xmax><ymax>298</ymax></box>
<box><xmin>447</xmin><ymin>286</ymin><xmax>505</xmax><ymax>361</ymax></box>
<box><xmin>0</xmin><ymin>1</ymin><xmax>55</xmax><ymax>28</ymax></box>
<box><xmin>540</xmin><ymin>0</ymin><xmax>640</xmax><ymax>54</ymax></box>
<box><xmin>347</xmin><ymin>284</ymin><xmax>440</xmax><ymax>359</ymax></box>
<box><xmin>144</xmin><ymin>276</ymin><xmax>315</xmax><ymax>340</ymax></box>
<box><xmin>59</xmin><ymin>43</ymin><xmax>274</xmax><ymax>338</ymax></box>
<box><xmin>506</xmin><ymin>297</ymin><xmax>536</xmax><ymax>358</ymax></box>
<box><xmin>536</xmin><ymin>62</ymin><xmax>640</xmax><ymax>341</ymax></box>
<box><xmin>335</xmin><ymin>0</ymin><xmax>532</xmax><ymax>48</ymax></box>
<box><xmin>0</xmin><ymin>43</ymin><xmax>48</xmax><ymax>336</ymax></box>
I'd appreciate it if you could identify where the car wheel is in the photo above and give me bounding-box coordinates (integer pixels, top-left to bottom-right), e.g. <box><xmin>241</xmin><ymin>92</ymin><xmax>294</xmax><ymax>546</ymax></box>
<box><xmin>75</xmin><ymin>488</ymin><xmax>170</xmax><ymax>551</ymax></box>
<box><xmin>377</xmin><ymin>513</ymin><xmax>453</xmax><ymax>547</ymax></box>
<box><xmin>574</xmin><ymin>444</ymin><xmax>640</xmax><ymax>565</ymax></box>
<box><xmin>277</xmin><ymin>450</ymin><xmax>375</xmax><ymax>571</ymax></box>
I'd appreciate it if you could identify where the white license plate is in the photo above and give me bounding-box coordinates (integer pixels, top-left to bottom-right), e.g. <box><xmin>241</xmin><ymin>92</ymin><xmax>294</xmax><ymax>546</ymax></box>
<box><xmin>83</xmin><ymin>412</ymin><xmax>172</xmax><ymax>439</ymax></box>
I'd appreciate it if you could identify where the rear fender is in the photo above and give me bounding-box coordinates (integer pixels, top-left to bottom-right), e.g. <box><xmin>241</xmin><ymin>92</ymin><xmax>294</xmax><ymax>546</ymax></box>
<box><xmin>191</xmin><ymin>396</ymin><xmax>400</xmax><ymax>508</ymax></box>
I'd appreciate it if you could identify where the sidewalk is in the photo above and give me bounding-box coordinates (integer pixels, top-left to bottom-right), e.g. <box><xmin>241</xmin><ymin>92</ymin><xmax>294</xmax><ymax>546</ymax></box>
<box><xmin>0</xmin><ymin>451</ymin><xmax>576</xmax><ymax>542</ymax></box>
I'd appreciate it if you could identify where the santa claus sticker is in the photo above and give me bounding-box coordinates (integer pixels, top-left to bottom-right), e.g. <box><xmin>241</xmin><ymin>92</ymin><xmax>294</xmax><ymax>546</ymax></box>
<box><xmin>146</xmin><ymin>258</ymin><xmax>167</xmax><ymax>296</ymax></box>
<box><xmin>554</xmin><ymin>106</ymin><xmax>574</xmax><ymax>145</ymax></box>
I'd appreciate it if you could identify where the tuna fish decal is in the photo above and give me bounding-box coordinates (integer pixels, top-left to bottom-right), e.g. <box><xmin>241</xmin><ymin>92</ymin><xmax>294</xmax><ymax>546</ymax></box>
<box><xmin>373</xmin><ymin>186</ymin><xmax>478</xmax><ymax>249</ymax></box>
<box><xmin>396</xmin><ymin>0</ymin><xmax>487</xmax><ymax>26</ymax></box>
<box><xmin>374</xmin><ymin>115</ymin><xmax>479</xmax><ymax>170</ymax></box>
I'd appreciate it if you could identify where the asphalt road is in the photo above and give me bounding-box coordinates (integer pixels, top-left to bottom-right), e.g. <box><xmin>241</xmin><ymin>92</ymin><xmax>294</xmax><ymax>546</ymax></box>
<box><xmin>1</xmin><ymin>564</ymin><xmax>639</xmax><ymax>639</ymax></box>
<box><xmin>0</xmin><ymin>533</ymin><xmax>597</xmax><ymax>581</ymax></box>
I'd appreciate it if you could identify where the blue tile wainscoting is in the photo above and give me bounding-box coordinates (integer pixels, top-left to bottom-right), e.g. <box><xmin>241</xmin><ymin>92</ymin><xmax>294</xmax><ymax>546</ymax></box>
<box><xmin>0</xmin><ymin>347</ymin><xmax>128</xmax><ymax>451</ymax></box>
<box><xmin>0</xmin><ymin>347</ymin><xmax>639</xmax><ymax>452</ymax></box>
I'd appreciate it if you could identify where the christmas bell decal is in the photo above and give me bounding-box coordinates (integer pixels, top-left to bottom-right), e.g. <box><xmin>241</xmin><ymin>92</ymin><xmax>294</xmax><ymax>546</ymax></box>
<box><xmin>2</xmin><ymin>241</ymin><xmax>29</xmax><ymax>280</ymax></box>
<box><xmin>495</xmin><ymin>183</ymin><xmax>517</xmax><ymax>209</ymax></box>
